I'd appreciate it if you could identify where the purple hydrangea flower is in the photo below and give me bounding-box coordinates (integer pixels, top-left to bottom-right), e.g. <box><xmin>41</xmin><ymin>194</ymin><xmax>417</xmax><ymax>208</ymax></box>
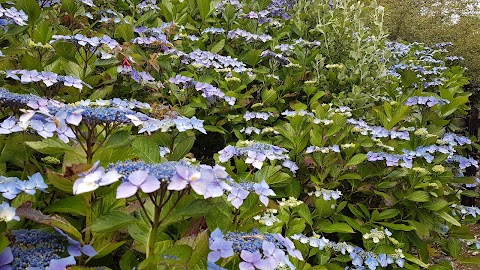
<box><xmin>0</xmin><ymin>117</ymin><xmax>23</xmax><ymax>134</ymax></box>
<box><xmin>208</xmin><ymin>229</ymin><xmax>234</xmax><ymax>262</ymax></box>
<box><xmin>167</xmin><ymin>165</ymin><xmax>206</xmax><ymax>195</ymax></box>
<box><xmin>46</xmin><ymin>256</ymin><xmax>76</xmax><ymax>270</ymax></box>
<box><xmin>239</xmin><ymin>250</ymin><xmax>269</xmax><ymax>270</ymax></box>
<box><xmin>227</xmin><ymin>187</ymin><xmax>249</xmax><ymax>209</ymax></box>
<box><xmin>253</xmin><ymin>180</ymin><xmax>275</xmax><ymax>206</ymax></box>
<box><xmin>116</xmin><ymin>170</ymin><xmax>160</xmax><ymax>198</ymax></box>
<box><xmin>0</xmin><ymin>247</ymin><xmax>12</xmax><ymax>270</ymax></box>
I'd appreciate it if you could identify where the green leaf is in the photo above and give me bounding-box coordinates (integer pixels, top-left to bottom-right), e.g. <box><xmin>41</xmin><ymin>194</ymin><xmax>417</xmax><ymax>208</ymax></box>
<box><xmin>404</xmin><ymin>191</ymin><xmax>430</xmax><ymax>202</ymax></box>
<box><xmin>286</xmin><ymin>218</ymin><xmax>306</xmax><ymax>236</ymax></box>
<box><xmin>47</xmin><ymin>170</ymin><xmax>74</xmax><ymax>193</ymax></box>
<box><xmin>44</xmin><ymin>196</ymin><xmax>87</xmax><ymax>216</ymax></box>
<box><xmin>17</xmin><ymin>0</ymin><xmax>41</xmax><ymax>25</ymax></box>
<box><xmin>103</xmin><ymin>131</ymin><xmax>131</xmax><ymax>149</ymax></box>
<box><xmin>16</xmin><ymin>202</ymin><xmax>83</xmax><ymax>240</ymax></box>
<box><xmin>318</xmin><ymin>223</ymin><xmax>354</xmax><ymax>233</ymax></box>
<box><xmin>337</xmin><ymin>173</ymin><xmax>362</xmax><ymax>181</ymax></box>
<box><xmin>197</xmin><ymin>0</ymin><xmax>211</xmax><ymax>20</ymax></box>
<box><xmin>296</xmin><ymin>204</ymin><xmax>313</xmax><ymax>226</ymax></box>
<box><xmin>400</xmin><ymin>70</ymin><xmax>418</xmax><ymax>87</ymax></box>
<box><xmin>446</xmin><ymin>239</ymin><xmax>462</xmax><ymax>259</ymax></box>
<box><xmin>377</xmin><ymin>222</ymin><xmax>416</xmax><ymax>231</ymax></box>
<box><xmin>115</xmin><ymin>22</ymin><xmax>134</xmax><ymax>41</ymax></box>
<box><xmin>404</xmin><ymin>253</ymin><xmax>429</xmax><ymax>268</ymax></box>
<box><xmin>210</xmin><ymin>39</ymin><xmax>225</xmax><ymax>54</ymax></box>
<box><xmin>170</xmin><ymin>136</ymin><xmax>195</xmax><ymax>161</ymax></box>
<box><xmin>120</xmin><ymin>251</ymin><xmax>138</xmax><ymax>270</ymax></box>
<box><xmin>377</xmin><ymin>182</ymin><xmax>397</xmax><ymax>189</ymax></box>
<box><xmin>345</xmin><ymin>154</ymin><xmax>367</xmax><ymax>166</ymax></box>
<box><xmin>132</xmin><ymin>136</ymin><xmax>160</xmax><ymax>163</ymax></box>
<box><xmin>52</xmin><ymin>41</ymin><xmax>78</xmax><ymax>64</ymax></box>
<box><xmin>25</xmin><ymin>137</ymin><xmax>74</xmax><ymax>155</ymax></box>
<box><xmin>262</xmin><ymin>89</ymin><xmax>278</xmax><ymax>104</ymax></box>
<box><xmin>422</xmin><ymin>199</ymin><xmax>448</xmax><ymax>211</ymax></box>
<box><xmin>90</xmin><ymin>211</ymin><xmax>137</xmax><ymax>233</ymax></box>
<box><xmin>438</xmin><ymin>212</ymin><xmax>461</xmax><ymax>227</ymax></box>
<box><xmin>457</xmin><ymin>258</ymin><xmax>480</xmax><ymax>265</ymax></box>
<box><xmin>94</xmin><ymin>241</ymin><xmax>126</xmax><ymax>258</ymax></box>
<box><xmin>61</xmin><ymin>0</ymin><xmax>79</xmax><ymax>15</ymax></box>
<box><xmin>0</xmin><ymin>236</ymin><xmax>9</xmax><ymax>254</ymax></box>
<box><xmin>377</xmin><ymin>209</ymin><xmax>400</xmax><ymax>220</ymax></box>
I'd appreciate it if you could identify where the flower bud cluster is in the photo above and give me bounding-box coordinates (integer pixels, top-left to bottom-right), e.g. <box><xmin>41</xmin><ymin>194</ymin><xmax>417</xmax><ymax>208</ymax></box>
<box><xmin>10</xmin><ymin>230</ymin><xmax>66</xmax><ymax>269</ymax></box>
<box><xmin>253</xmin><ymin>209</ymin><xmax>281</xmax><ymax>226</ymax></box>
<box><xmin>278</xmin><ymin>197</ymin><xmax>303</xmax><ymax>207</ymax></box>
<box><xmin>308</xmin><ymin>188</ymin><xmax>342</xmax><ymax>201</ymax></box>
<box><xmin>363</xmin><ymin>228</ymin><xmax>393</xmax><ymax>244</ymax></box>
<box><xmin>306</xmin><ymin>145</ymin><xmax>341</xmax><ymax>154</ymax></box>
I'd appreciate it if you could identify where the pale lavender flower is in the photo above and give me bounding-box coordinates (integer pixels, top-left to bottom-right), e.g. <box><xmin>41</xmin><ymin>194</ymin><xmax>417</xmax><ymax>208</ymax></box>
<box><xmin>245</xmin><ymin>150</ymin><xmax>266</xmax><ymax>169</ymax></box>
<box><xmin>116</xmin><ymin>170</ymin><xmax>160</xmax><ymax>198</ymax></box>
<box><xmin>262</xmin><ymin>241</ymin><xmax>285</xmax><ymax>266</ymax></box>
<box><xmin>20</xmin><ymin>70</ymin><xmax>41</xmax><ymax>84</ymax></box>
<box><xmin>0</xmin><ymin>117</ymin><xmax>23</xmax><ymax>134</ymax></box>
<box><xmin>0</xmin><ymin>178</ymin><xmax>20</xmax><ymax>200</ymax></box>
<box><xmin>201</xmin><ymin>167</ymin><xmax>231</xmax><ymax>198</ymax></box>
<box><xmin>0</xmin><ymin>202</ymin><xmax>19</xmax><ymax>222</ymax></box>
<box><xmin>167</xmin><ymin>165</ymin><xmax>206</xmax><ymax>195</ymax></box>
<box><xmin>227</xmin><ymin>187</ymin><xmax>249</xmax><ymax>209</ymax></box>
<box><xmin>46</xmin><ymin>256</ymin><xmax>76</xmax><ymax>270</ymax></box>
<box><xmin>253</xmin><ymin>180</ymin><xmax>275</xmax><ymax>206</ymax></box>
<box><xmin>208</xmin><ymin>229</ymin><xmax>234</xmax><ymax>262</ymax></box>
<box><xmin>63</xmin><ymin>76</ymin><xmax>83</xmax><ymax>89</ymax></box>
<box><xmin>40</xmin><ymin>72</ymin><xmax>58</xmax><ymax>87</ymax></box>
<box><xmin>173</xmin><ymin>117</ymin><xmax>193</xmax><ymax>132</ymax></box>
<box><xmin>30</xmin><ymin>120</ymin><xmax>56</xmax><ymax>138</ymax></box>
<box><xmin>73</xmin><ymin>164</ymin><xmax>122</xmax><ymax>195</ymax></box>
<box><xmin>239</xmin><ymin>250</ymin><xmax>269</xmax><ymax>270</ymax></box>
<box><xmin>0</xmin><ymin>247</ymin><xmax>12</xmax><ymax>270</ymax></box>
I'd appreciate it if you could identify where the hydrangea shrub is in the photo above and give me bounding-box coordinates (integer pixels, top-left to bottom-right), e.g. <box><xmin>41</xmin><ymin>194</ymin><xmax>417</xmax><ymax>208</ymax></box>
<box><xmin>0</xmin><ymin>0</ymin><xmax>478</xmax><ymax>269</ymax></box>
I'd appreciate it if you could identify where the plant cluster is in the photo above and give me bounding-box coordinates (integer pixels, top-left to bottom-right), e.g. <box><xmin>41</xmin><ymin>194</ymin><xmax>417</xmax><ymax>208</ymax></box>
<box><xmin>0</xmin><ymin>0</ymin><xmax>478</xmax><ymax>269</ymax></box>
